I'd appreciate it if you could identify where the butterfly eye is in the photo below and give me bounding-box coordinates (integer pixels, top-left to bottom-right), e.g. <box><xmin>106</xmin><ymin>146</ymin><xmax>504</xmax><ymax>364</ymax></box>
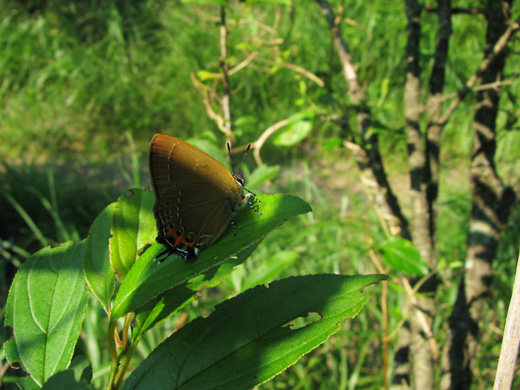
<box><xmin>235</xmin><ymin>176</ymin><xmax>245</xmax><ymax>186</ymax></box>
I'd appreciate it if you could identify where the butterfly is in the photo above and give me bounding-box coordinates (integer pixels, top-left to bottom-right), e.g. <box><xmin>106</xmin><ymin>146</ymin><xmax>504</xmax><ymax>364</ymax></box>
<box><xmin>149</xmin><ymin>134</ymin><xmax>261</xmax><ymax>260</ymax></box>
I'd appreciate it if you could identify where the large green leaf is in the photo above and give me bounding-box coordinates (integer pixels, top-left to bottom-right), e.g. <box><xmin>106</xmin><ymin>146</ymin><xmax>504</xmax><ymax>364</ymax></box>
<box><xmin>4</xmin><ymin>241</ymin><xmax>88</xmax><ymax>387</ymax></box>
<box><xmin>110</xmin><ymin>189</ymin><xmax>156</xmax><ymax>280</ymax></box>
<box><xmin>132</xmin><ymin>242</ymin><xmax>261</xmax><ymax>340</ymax></box>
<box><xmin>16</xmin><ymin>376</ymin><xmax>41</xmax><ymax>390</ymax></box>
<box><xmin>122</xmin><ymin>274</ymin><xmax>387</xmax><ymax>390</ymax></box>
<box><xmin>112</xmin><ymin>194</ymin><xmax>311</xmax><ymax>320</ymax></box>
<box><xmin>83</xmin><ymin>202</ymin><xmax>116</xmax><ymax>314</ymax></box>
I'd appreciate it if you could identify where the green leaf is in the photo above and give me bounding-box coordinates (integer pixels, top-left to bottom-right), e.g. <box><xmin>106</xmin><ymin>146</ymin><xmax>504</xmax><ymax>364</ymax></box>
<box><xmin>112</xmin><ymin>194</ymin><xmax>312</xmax><ymax>320</ymax></box>
<box><xmin>234</xmin><ymin>115</ymin><xmax>257</xmax><ymax>127</ymax></box>
<box><xmin>122</xmin><ymin>274</ymin><xmax>387</xmax><ymax>390</ymax></box>
<box><xmin>4</xmin><ymin>241</ymin><xmax>88</xmax><ymax>387</ymax></box>
<box><xmin>241</xmin><ymin>250</ymin><xmax>299</xmax><ymax>291</ymax></box>
<box><xmin>132</xmin><ymin>242</ymin><xmax>261</xmax><ymax>340</ymax></box>
<box><xmin>378</xmin><ymin>237</ymin><xmax>429</xmax><ymax>276</ymax></box>
<box><xmin>69</xmin><ymin>356</ymin><xmax>93</xmax><ymax>385</ymax></box>
<box><xmin>110</xmin><ymin>189</ymin><xmax>156</xmax><ymax>279</ymax></box>
<box><xmin>17</xmin><ymin>376</ymin><xmax>41</xmax><ymax>390</ymax></box>
<box><xmin>196</xmin><ymin>70</ymin><xmax>222</xmax><ymax>81</ymax></box>
<box><xmin>83</xmin><ymin>203</ymin><xmax>116</xmax><ymax>314</ymax></box>
<box><xmin>274</xmin><ymin>110</ymin><xmax>316</xmax><ymax>146</ymax></box>
<box><xmin>245</xmin><ymin>165</ymin><xmax>280</xmax><ymax>187</ymax></box>
<box><xmin>41</xmin><ymin>370</ymin><xmax>91</xmax><ymax>390</ymax></box>
<box><xmin>321</xmin><ymin>137</ymin><xmax>343</xmax><ymax>151</ymax></box>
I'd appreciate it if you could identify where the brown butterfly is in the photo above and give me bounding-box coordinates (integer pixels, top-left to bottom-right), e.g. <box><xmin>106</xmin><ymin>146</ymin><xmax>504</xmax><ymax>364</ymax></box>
<box><xmin>149</xmin><ymin>134</ymin><xmax>261</xmax><ymax>260</ymax></box>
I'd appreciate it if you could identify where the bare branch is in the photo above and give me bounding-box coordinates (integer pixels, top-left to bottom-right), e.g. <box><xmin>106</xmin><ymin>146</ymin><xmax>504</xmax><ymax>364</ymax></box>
<box><xmin>428</xmin><ymin>79</ymin><xmax>514</xmax><ymax>105</ymax></box>
<box><xmin>252</xmin><ymin>118</ymin><xmax>291</xmax><ymax>166</ymax></box>
<box><xmin>229</xmin><ymin>50</ymin><xmax>259</xmax><ymax>76</ymax></box>
<box><xmin>315</xmin><ymin>1</ymin><xmax>358</xmax><ymax>90</ymax></box>
<box><xmin>219</xmin><ymin>6</ymin><xmax>234</xmax><ymax>145</ymax></box>
<box><xmin>423</xmin><ymin>5</ymin><xmax>484</xmax><ymax>15</ymax></box>
<box><xmin>255</xmin><ymin>57</ymin><xmax>325</xmax><ymax>87</ymax></box>
<box><xmin>190</xmin><ymin>73</ymin><xmax>233</xmax><ymax>139</ymax></box>
<box><xmin>438</xmin><ymin>17</ymin><xmax>520</xmax><ymax>126</ymax></box>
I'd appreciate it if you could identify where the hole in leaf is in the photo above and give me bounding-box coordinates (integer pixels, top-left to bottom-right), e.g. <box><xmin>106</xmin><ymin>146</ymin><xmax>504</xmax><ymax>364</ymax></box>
<box><xmin>282</xmin><ymin>312</ymin><xmax>322</xmax><ymax>330</ymax></box>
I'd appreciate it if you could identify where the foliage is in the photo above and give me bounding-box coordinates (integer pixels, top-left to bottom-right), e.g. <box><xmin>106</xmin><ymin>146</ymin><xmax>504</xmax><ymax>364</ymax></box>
<box><xmin>3</xmin><ymin>188</ymin><xmax>387</xmax><ymax>389</ymax></box>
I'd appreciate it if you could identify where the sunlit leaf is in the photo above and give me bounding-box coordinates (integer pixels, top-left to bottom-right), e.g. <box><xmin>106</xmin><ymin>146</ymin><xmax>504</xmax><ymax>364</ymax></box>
<box><xmin>122</xmin><ymin>274</ymin><xmax>387</xmax><ymax>390</ymax></box>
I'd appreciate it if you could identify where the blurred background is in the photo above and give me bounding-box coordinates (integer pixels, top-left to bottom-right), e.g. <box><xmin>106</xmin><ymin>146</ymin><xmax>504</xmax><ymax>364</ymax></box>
<box><xmin>1</xmin><ymin>1</ymin><xmax>519</xmax><ymax>389</ymax></box>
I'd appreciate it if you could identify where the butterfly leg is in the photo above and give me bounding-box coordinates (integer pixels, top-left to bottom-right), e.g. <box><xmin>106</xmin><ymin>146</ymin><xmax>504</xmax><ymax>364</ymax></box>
<box><xmin>243</xmin><ymin>187</ymin><xmax>263</xmax><ymax>215</ymax></box>
<box><xmin>153</xmin><ymin>245</ymin><xmax>174</xmax><ymax>263</ymax></box>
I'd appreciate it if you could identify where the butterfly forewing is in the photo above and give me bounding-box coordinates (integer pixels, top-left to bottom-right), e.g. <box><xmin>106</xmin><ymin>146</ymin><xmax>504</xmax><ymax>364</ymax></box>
<box><xmin>149</xmin><ymin>135</ymin><xmax>245</xmax><ymax>255</ymax></box>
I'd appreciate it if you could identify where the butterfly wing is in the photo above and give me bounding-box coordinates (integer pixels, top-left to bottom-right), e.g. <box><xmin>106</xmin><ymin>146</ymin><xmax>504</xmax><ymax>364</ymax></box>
<box><xmin>149</xmin><ymin>135</ymin><xmax>244</xmax><ymax>253</ymax></box>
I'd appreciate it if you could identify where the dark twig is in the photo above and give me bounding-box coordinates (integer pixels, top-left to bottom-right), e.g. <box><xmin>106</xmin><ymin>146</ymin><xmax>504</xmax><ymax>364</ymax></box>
<box><xmin>219</xmin><ymin>5</ymin><xmax>234</xmax><ymax>145</ymax></box>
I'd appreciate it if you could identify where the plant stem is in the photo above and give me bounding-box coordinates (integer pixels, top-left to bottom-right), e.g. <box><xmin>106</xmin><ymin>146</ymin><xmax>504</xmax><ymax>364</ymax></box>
<box><xmin>107</xmin><ymin>321</ymin><xmax>120</xmax><ymax>390</ymax></box>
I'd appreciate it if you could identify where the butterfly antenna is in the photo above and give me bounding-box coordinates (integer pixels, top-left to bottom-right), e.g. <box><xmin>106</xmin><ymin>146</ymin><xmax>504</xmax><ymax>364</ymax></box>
<box><xmin>227</xmin><ymin>142</ymin><xmax>235</xmax><ymax>173</ymax></box>
<box><xmin>227</xmin><ymin>143</ymin><xmax>252</xmax><ymax>176</ymax></box>
<box><xmin>235</xmin><ymin>144</ymin><xmax>251</xmax><ymax>176</ymax></box>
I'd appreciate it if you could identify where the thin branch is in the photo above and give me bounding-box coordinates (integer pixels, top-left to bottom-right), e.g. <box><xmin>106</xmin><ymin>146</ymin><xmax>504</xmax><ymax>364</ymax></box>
<box><xmin>438</xmin><ymin>17</ymin><xmax>520</xmax><ymax>126</ymax></box>
<box><xmin>190</xmin><ymin>73</ymin><xmax>233</xmax><ymax>139</ymax></box>
<box><xmin>283</xmin><ymin>62</ymin><xmax>325</xmax><ymax>87</ymax></box>
<box><xmin>252</xmin><ymin>118</ymin><xmax>291</xmax><ymax>166</ymax></box>
<box><xmin>315</xmin><ymin>0</ymin><xmax>359</xmax><ymax>92</ymax></box>
<box><xmin>220</xmin><ymin>6</ymin><xmax>234</xmax><ymax>145</ymax></box>
<box><xmin>255</xmin><ymin>57</ymin><xmax>325</xmax><ymax>86</ymax></box>
<box><xmin>229</xmin><ymin>50</ymin><xmax>259</xmax><ymax>76</ymax></box>
<box><xmin>427</xmin><ymin>79</ymin><xmax>514</xmax><ymax>106</ymax></box>
<box><xmin>422</xmin><ymin>5</ymin><xmax>484</xmax><ymax>15</ymax></box>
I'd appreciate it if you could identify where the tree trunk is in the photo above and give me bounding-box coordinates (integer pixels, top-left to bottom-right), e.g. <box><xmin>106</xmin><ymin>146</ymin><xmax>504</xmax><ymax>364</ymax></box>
<box><xmin>404</xmin><ymin>1</ymin><xmax>438</xmax><ymax>388</ymax></box>
<box><xmin>449</xmin><ymin>1</ymin><xmax>517</xmax><ymax>389</ymax></box>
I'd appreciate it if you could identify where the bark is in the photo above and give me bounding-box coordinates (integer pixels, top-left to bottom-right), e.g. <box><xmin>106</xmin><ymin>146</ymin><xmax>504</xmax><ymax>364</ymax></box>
<box><xmin>448</xmin><ymin>2</ymin><xmax>518</xmax><ymax>389</ymax></box>
<box><xmin>316</xmin><ymin>0</ymin><xmax>411</xmax><ymax>241</ymax></box>
<box><xmin>426</xmin><ymin>0</ymin><xmax>452</xmax><ymax>244</ymax></box>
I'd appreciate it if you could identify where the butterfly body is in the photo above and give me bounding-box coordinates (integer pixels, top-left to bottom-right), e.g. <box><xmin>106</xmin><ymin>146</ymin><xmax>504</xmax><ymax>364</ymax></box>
<box><xmin>149</xmin><ymin>134</ymin><xmax>246</xmax><ymax>259</ymax></box>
